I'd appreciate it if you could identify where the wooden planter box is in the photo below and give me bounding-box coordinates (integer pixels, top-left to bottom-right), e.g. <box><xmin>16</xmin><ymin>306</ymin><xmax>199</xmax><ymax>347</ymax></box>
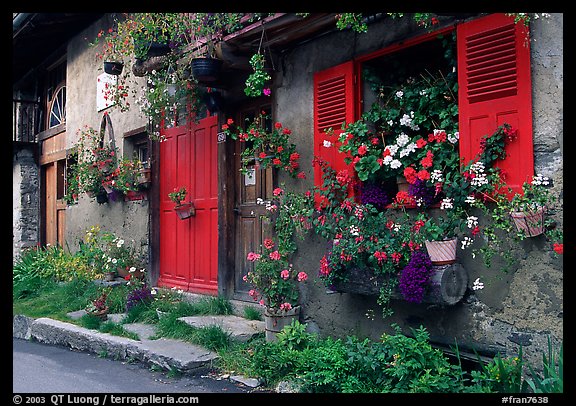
<box><xmin>331</xmin><ymin>263</ymin><xmax>468</xmax><ymax>306</ymax></box>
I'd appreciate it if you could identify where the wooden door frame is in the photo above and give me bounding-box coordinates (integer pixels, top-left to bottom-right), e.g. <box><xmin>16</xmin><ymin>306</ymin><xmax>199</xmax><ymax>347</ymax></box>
<box><xmin>217</xmin><ymin>98</ymin><xmax>273</xmax><ymax>301</ymax></box>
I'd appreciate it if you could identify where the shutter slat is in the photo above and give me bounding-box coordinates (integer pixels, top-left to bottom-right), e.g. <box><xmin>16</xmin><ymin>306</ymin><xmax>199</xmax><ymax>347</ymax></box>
<box><xmin>464</xmin><ymin>20</ymin><xmax>518</xmax><ymax>104</ymax></box>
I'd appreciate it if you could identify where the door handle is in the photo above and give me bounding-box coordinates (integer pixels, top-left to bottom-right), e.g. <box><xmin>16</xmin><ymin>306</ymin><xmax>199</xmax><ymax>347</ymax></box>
<box><xmin>233</xmin><ymin>207</ymin><xmax>241</xmax><ymax>214</ymax></box>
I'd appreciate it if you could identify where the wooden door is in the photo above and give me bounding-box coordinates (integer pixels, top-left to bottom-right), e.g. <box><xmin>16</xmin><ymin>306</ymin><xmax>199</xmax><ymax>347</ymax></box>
<box><xmin>158</xmin><ymin>114</ymin><xmax>219</xmax><ymax>294</ymax></box>
<box><xmin>232</xmin><ymin>108</ymin><xmax>275</xmax><ymax>301</ymax></box>
<box><xmin>40</xmin><ymin>132</ymin><xmax>67</xmax><ymax>248</ymax></box>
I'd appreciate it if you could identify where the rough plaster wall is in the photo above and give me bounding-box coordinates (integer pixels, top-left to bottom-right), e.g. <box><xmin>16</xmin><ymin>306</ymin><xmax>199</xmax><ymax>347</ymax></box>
<box><xmin>276</xmin><ymin>14</ymin><xmax>563</xmax><ymax>366</ymax></box>
<box><xmin>64</xmin><ymin>15</ymin><xmax>150</xmax><ymax>257</ymax></box>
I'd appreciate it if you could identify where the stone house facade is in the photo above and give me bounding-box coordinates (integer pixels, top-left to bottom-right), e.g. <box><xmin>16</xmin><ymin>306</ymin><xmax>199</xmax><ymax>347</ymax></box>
<box><xmin>13</xmin><ymin>12</ymin><xmax>563</xmax><ymax>366</ymax></box>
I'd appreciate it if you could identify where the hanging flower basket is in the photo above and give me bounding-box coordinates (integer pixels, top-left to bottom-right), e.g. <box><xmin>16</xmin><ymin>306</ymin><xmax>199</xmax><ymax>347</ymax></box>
<box><xmin>511</xmin><ymin>207</ymin><xmax>545</xmax><ymax>237</ymax></box>
<box><xmin>424</xmin><ymin>238</ymin><xmax>458</xmax><ymax>265</ymax></box>
<box><xmin>174</xmin><ymin>202</ymin><xmax>195</xmax><ymax>220</ymax></box>
<box><xmin>191</xmin><ymin>57</ymin><xmax>223</xmax><ymax>83</ymax></box>
<box><xmin>104</xmin><ymin>61</ymin><xmax>124</xmax><ymax>75</ymax></box>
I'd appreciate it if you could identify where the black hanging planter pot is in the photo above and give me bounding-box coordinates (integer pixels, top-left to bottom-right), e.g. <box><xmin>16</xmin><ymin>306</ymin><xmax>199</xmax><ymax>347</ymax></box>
<box><xmin>191</xmin><ymin>57</ymin><xmax>223</xmax><ymax>83</ymax></box>
<box><xmin>104</xmin><ymin>61</ymin><xmax>124</xmax><ymax>76</ymax></box>
<box><xmin>146</xmin><ymin>41</ymin><xmax>172</xmax><ymax>57</ymax></box>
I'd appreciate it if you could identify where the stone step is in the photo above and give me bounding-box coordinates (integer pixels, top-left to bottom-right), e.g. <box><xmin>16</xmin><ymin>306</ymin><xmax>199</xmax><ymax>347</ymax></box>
<box><xmin>178</xmin><ymin>315</ymin><xmax>265</xmax><ymax>342</ymax></box>
<box><xmin>14</xmin><ymin>315</ymin><xmax>218</xmax><ymax>373</ymax></box>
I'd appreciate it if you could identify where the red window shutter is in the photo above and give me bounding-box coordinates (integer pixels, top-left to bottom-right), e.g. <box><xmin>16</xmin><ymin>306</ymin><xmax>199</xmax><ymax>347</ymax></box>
<box><xmin>457</xmin><ymin>13</ymin><xmax>534</xmax><ymax>194</ymax></box>
<box><xmin>313</xmin><ymin>61</ymin><xmax>356</xmax><ymax>191</ymax></box>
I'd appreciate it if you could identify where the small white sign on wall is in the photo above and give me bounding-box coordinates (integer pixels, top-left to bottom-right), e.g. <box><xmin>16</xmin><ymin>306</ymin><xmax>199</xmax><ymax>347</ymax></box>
<box><xmin>244</xmin><ymin>169</ymin><xmax>256</xmax><ymax>186</ymax></box>
<box><xmin>97</xmin><ymin>73</ymin><xmax>117</xmax><ymax>112</ymax></box>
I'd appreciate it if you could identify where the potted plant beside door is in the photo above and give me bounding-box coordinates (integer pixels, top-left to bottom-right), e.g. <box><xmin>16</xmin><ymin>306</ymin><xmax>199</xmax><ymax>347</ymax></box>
<box><xmin>244</xmin><ymin>238</ymin><xmax>308</xmax><ymax>342</ymax></box>
<box><xmin>168</xmin><ymin>186</ymin><xmax>195</xmax><ymax>220</ymax></box>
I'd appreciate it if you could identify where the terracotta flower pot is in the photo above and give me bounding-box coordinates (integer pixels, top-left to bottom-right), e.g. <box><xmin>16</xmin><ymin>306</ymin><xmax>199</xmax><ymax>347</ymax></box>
<box><xmin>425</xmin><ymin>238</ymin><xmax>458</xmax><ymax>265</ymax></box>
<box><xmin>511</xmin><ymin>207</ymin><xmax>545</xmax><ymax>237</ymax></box>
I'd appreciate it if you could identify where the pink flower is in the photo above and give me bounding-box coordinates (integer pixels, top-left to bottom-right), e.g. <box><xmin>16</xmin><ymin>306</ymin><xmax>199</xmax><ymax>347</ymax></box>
<box><xmin>297</xmin><ymin>272</ymin><xmax>308</xmax><ymax>282</ymax></box>
<box><xmin>273</xmin><ymin>187</ymin><xmax>284</xmax><ymax>196</ymax></box>
<box><xmin>280</xmin><ymin>269</ymin><xmax>290</xmax><ymax>280</ymax></box>
<box><xmin>263</xmin><ymin>238</ymin><xmax>274</xmax><ymax>249</ymax></box>
<box><xmin>269</xmin><ymin>251</ymin><xmax>281</xmax><ymax>260</ymax></box>
<box><xmin>280</xmin><ymin>302</ymin><xmax>292</xmax><ymax>311</ymax></box>
<box><xmin>263</xmin><ymin>88</ymin><xmax>271</xmax><ymax>96</ymax></box>
<box><xmin>247</xmin><ymin>252</ymin><xmax>261</xmax><ymax>262</ymax></box>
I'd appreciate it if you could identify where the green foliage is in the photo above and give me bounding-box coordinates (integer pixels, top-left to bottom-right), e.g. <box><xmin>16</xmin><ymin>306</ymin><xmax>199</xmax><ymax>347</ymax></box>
<box><xmin>335</xmin><ymin>13</ymin><xmax>368</xmax><ymax>33</ymax></box>
<box><xmin>276</xmin><ymin>320</ymin><xmax>315</xmax><ymax>351</ymax></box>
<box><xmin>471</xmin><ymin>350</ymin><xmax>528</xmax><ymax>393</ymax></box>
<box><xmin>526</xmin><ymin>338</ymin><xmax>563</xmax><ymax>393</ymax></box>
<box><xmin>244</xmin><ymin>53</ymin><xmax>271</xmax><ymax>97</ymax></box>
<box><xmin>13</xmin><ymin>245</ymin><xmax>99</xmax><ymax>299</ymax></box>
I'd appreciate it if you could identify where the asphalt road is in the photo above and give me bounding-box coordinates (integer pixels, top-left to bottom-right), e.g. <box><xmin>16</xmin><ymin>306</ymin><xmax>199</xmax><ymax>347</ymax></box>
<box><xmin>12</xmin><ymin>338</ymin><xmax>253</xmax><ymax>394</ymax></box>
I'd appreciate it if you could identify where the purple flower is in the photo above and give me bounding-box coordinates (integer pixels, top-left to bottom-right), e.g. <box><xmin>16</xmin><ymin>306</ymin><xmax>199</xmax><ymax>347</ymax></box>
<box><xmin>398</xmin><ymin>250</ymin><xmax>433</xmax><ymax>303</ymax></box>
<box><xmin>359</xmin><ymin>182</ymin><xmax>392</xmax><ymax>211</ymax></box>
<box><xmin>263</xmin><ymin>88</ymin><xmax>271</xmax><ymax>96</ymax></box>
<box><xmin>126</xmin><ymin>286</ymin><xmax>154</xmax><ymax>311</ymax></box>
<box><xmin>408</xmin><ymin>178</ymin><xmax>440</xmax><ymax>207</ymax></box>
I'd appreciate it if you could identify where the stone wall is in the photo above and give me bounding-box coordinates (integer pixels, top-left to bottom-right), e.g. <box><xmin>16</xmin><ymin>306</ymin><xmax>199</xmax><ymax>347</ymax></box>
<box><xmin>13</xmin><ymin>146</ymin><xmax>39</xmax><ymax>259</ymax></box>
<box><xmin>274</xmin><ymin>13</ymin><xmax>563</xmax><ymax>365</ymax></box>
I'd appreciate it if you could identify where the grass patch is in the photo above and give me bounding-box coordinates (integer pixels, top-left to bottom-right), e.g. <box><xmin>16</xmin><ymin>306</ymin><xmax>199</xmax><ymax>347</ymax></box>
<box><xmin>153</xmin><ymin>313</ymin><xmax>232</xmax><ymax>351</ymax></box>
<box><xmin>243</xmin><ymin>306</ymin><xmax>263</xmax><ymax>321</ymax></box>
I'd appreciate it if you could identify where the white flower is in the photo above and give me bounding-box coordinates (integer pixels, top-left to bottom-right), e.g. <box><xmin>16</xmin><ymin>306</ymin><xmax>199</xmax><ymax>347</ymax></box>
<box><xmin>396</xmin><ymin>90</ymin><xmax>404</xmax><ymax>98</ymax></box>
<box><xmin>440</xmin><ymin>198</ymin><xmax>453</xmax><ymax>210</ymax></box>
<box><xmin>116</xmin><ymin>239</ymin><xmax>125</xmax><ymax>248</ymax></box>
<box><xmin>396</xmin><ymin>133</ymin><xmax>410</xmax><ymax>147</ymax></box>
<box><xmin>431</xmin><ymin>169</ymin><xmax>443</xmax><ymax>183</ymax></box>
<box><xmin>466</xmin><ymin>216</ymin><xmax>479</xmax><ymax>229</ymax></box>
<box><xmin>461</xmin><ymin>236</ymin><xmax>473</xmax><ymax>250</ymax></box>
<box><xmin>419</xmin><ymin>89</ymin><xmax>427</xmax><ymax>96</ymax></box>
<box><xmin>111</xmin><ymin>258</ymin><xmax>117</xmax><ymax>264</ymax></box>
<box><xmin>532</xmin><ymin>174</ymin><xmax>550</xmax><ymax>186</ymax></box>
<box><xmin>151</xmin><ymin>288</ymin><xmax>157</xmax><ymax>295</ymax></box>
<box><xmin>465</xmin><ymin>195</ymin><xmax>476</xmax><ymax>204</ymax></box>
<box><xmin>472</xmin><ymin>278</ymin><xmax>485</xmax><ymax>290</ymax></box>
<box><xmin>387</xmin><ymin>144</ymin><xmax>399</xmax><ymax>156</ymax></box>
<box><xmin>448</xmin><ymin>132</ymin><xmax>459</xmax><ymax>144</ymax></box>
<box><xmin>399</xmin><ymin>142</ymin><xmax>417</xmax><ymax>158</ymax></box>
<box><xmin>349</xmin><ymin>225</ymin><xmax>360</xmax><ymax>236</ymax></box>
<box><xmin>387</xmin><ymin>120</ymin><xmax>394</xmax><ymax>127</ymax></box>
<box><xmin>390</xmin><ymin>159</ymin><xmax>402</xmax><ymax>169</ymax></box>
<box><xmin>129</xmin><ymin>267</ymin><xmax>136</xmax><ymax>273</ymax></box>
<box><xmin>323</xmin><ymin>140</ymin><xmax>332</xmax><ymax>148</ymax></box>
<box><xmin>383</xmin><ymin>155</ymin><xmax>393</xmax><ymax>165</ymax></box>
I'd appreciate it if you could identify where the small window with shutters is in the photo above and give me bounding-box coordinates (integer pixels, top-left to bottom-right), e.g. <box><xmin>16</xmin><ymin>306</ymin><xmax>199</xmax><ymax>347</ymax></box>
<box><xmin>312</xmin><ymin>13</ymin><xmax>533</xmax><ymax>204</ymax></box>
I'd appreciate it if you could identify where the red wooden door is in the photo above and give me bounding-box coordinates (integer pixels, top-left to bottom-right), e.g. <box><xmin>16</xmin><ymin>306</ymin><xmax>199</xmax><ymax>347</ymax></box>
<box><xmin>158</xmin><ymin>114</ymin><xmax>219</xmax><ymax>294</ymax></box>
